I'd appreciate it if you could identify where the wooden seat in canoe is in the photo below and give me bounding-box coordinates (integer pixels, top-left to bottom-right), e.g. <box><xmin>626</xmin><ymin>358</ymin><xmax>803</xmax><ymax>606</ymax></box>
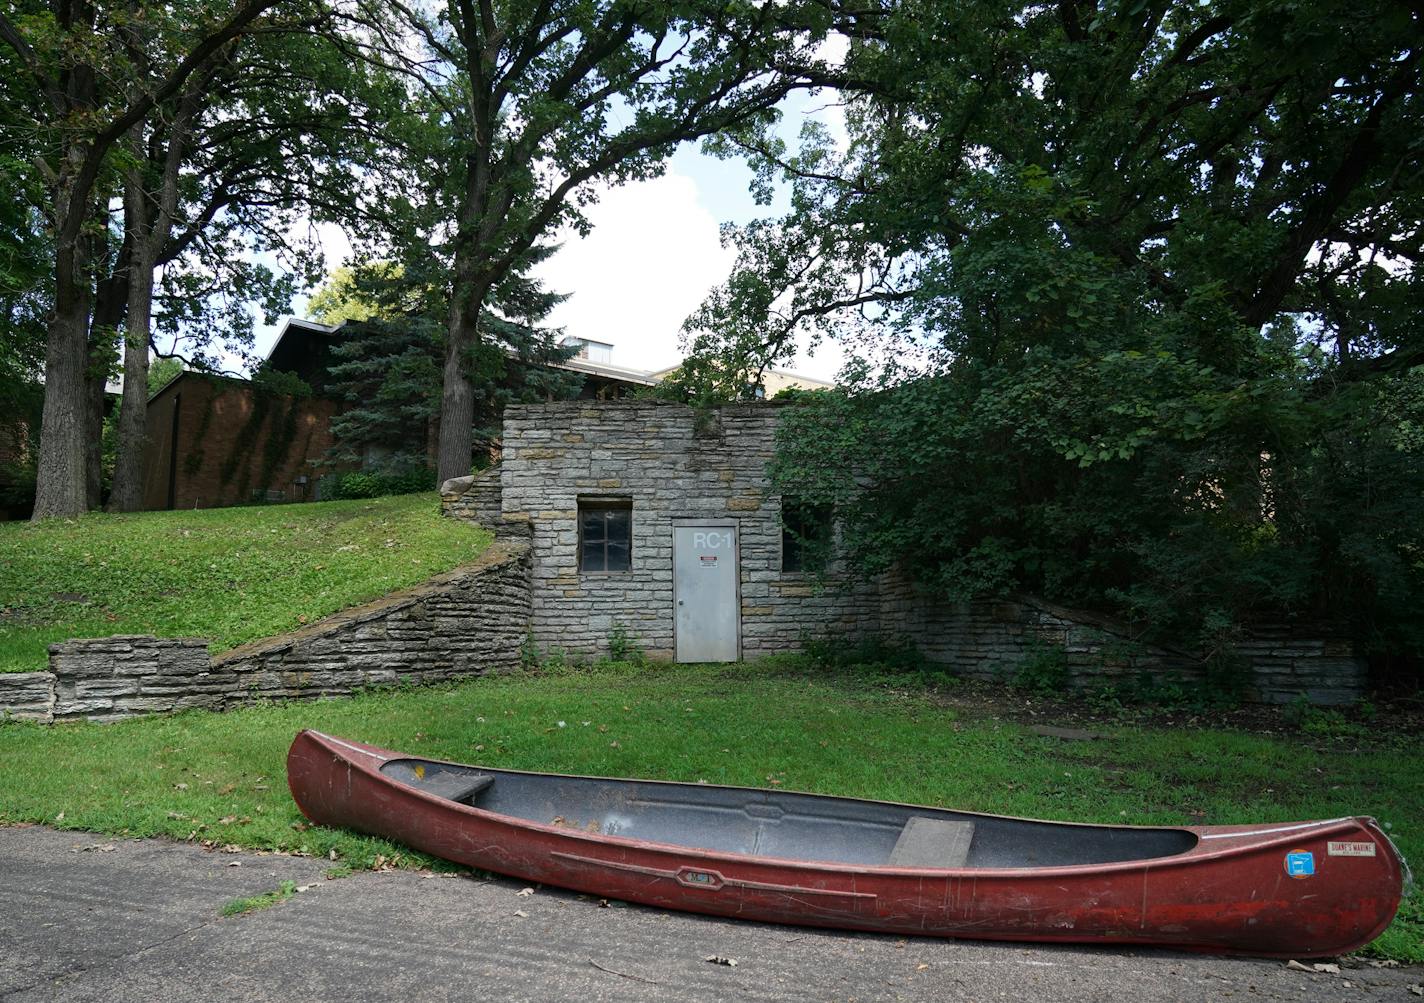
<box><xmin>413</xmin><ymin>771</ymin><xmax>494</xmax><ymax>805</ymax></box>
<box><xmin>888</xmin><ymin>817</ymin><xmax>975</xmax><ymax>868</ymax></box>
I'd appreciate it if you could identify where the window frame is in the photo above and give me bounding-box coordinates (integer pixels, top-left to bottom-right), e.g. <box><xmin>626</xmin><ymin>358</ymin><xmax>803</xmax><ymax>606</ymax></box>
<box><xmin>577</xmin><ymin>496</ymin><xmax>633</xmax><ymax>574</ymax></box>
<box><xmin>780</xmin><ymin>499</ymin><xmax>834</xmax><ymax>574</ymax></box>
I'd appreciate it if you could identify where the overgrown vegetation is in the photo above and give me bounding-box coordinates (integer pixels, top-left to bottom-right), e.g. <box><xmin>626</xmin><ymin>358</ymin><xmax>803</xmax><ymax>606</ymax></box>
<box><xmin>0</xmin><ymin>493</ymin><xmax>489</xmax><ymax>672</ymax></box>
<box><xmin>0</xmin><ymin>662</ymin><xmax>1417</xmax><ymax>960</ymax></box>
<box><xmin>683</xmin><ymin>1</ymin><xmax>1424</xmax><ymax>686</ymax></box>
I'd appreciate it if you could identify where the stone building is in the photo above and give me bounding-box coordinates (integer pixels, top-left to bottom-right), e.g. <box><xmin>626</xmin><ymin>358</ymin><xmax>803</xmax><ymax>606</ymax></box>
<box><xmin>443</xmin><ymin>400</ymin><xmax>1368</xmax><ymax>704</ymax></box>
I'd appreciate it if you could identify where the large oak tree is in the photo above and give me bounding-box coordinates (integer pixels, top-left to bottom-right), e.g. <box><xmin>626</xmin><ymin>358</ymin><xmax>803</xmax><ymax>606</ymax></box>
<box><xmin>353</xmin><ymin>0</ymin><xmax>835</xmax><ymax>482</ymax></box>
<box><xmin>688</xmin><ymin>0</ymin><xmax>1424</xmax><ymax>660</ymax></box>
<box><xmin>0</xmin><ymin>0</ymin><xmax>297</xmax><ymax>518</ymax></box>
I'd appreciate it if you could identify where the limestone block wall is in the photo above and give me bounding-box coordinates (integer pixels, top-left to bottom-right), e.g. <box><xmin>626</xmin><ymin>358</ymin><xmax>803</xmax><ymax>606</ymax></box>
<box><xmin>0</xmin><ymin>671</ymin><xmax>56</xmax><ymax>721</ymax></box>
<box><xmin>49</xmin><ymin>637</ymin><xmax>216</xmax><ymax>722</ymax></box>
<box><xmin>440</xmin><ymin>464</ymin><xmax>504</xmax><ymax>532</ymax></box>
<box><xmin>498</xmin><ymin>400</ymin><xmax>880</xmax><ymax>659</ymax></box>
<box><xmin>884</xmin><ymin>576</ymin><xmax>1366</xmax><ymax>705</ymax></box>
<box><xmin>1</xmin><ymin>542</ymin><xmax>531</xmax><ymax>724</ymax></box>
<box><xmin>218</xmin><ymin>540</ymin><xmax>531</xmax><ymax>699</ymax></box>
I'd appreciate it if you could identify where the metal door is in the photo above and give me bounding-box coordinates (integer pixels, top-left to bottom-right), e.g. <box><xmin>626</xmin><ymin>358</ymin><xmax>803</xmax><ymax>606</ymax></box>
<box><xmin>673</xmin><ymin>523</ymin><xmax>740</xmax><ymax>662</ymax></box>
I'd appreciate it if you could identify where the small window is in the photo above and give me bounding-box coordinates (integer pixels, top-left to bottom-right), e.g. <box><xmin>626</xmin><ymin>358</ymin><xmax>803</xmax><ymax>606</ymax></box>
<box><xmin>579</xmin><ymin>498</ymin><xmax>632</xmax><ymax>572</ymax></box>
<box><xmin>781</xmin><ymin>500</ymin><xmax>833</xmax><ymax>573</ymax></box>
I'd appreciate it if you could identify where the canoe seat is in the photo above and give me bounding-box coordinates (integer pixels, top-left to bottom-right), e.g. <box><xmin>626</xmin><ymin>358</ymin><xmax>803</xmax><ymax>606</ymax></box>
<box><xmin>414</xmin><ymin>771</ymin><xmax>495</xmax><ymax>805</ymax></box>
<box><xmin>888</xmin><ymin>818</ymin><xmax>975</xmax><ymax>869</ymax></box>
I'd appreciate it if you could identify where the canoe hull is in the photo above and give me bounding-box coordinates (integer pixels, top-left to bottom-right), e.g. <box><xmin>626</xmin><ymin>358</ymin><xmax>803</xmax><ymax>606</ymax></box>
<box><xmin>286</xmin><ymin>730</ymin><xmax>1403</xmax><ymax>957</ymax></box>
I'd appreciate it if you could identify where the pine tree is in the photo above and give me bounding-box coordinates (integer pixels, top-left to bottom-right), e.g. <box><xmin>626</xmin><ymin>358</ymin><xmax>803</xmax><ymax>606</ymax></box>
<box><xmin>318</xmin><ymin>255</ymin><xmax>581</xmax><ymax>473</ymax></box>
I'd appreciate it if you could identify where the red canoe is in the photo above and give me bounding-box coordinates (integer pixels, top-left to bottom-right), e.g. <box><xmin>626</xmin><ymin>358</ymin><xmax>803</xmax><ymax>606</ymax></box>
<box><xmin>287</xmin><ymin>730</ymin><xmax>1405</xmax><ymax>957</ymax></box>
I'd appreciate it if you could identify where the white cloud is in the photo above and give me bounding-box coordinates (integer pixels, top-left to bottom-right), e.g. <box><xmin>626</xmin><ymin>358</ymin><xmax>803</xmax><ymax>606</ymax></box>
<box><xmin>252</xmin><ymin>161</ymin><xmax>845</xmax><ymax>383</ymax></box>
<box><xmin>536</xmin><ymin>169</ymin><xmax>843</xmax><ymax>382</ymax></box>
<box><xmin>534</xmin><ymin>171</ymin><xmax>735</xmax><ymax>372</ymax></box>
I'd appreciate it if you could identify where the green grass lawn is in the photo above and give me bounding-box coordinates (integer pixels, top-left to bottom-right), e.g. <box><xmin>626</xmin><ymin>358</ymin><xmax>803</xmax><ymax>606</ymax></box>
<box><xmin>0</xmin><ymin>493</ymin><xmax>490</xmax><ymax>673</ymax></box>
<box><xmin>0</xmin><ymin>661</ymin><xmax>1417</xmax><ymax>961</ymax></box>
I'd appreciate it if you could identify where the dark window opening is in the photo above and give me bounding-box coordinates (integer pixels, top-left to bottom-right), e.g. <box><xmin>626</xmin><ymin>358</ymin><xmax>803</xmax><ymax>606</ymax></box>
<box><xmin>782</xmin><ymin>500</ymin><xmax>833</xmax><ymax>573</ymax></box>
<box><xmin>580</xmin><ymin>498</ymin><xmax>632</xmax><ymax>572</ymax></box>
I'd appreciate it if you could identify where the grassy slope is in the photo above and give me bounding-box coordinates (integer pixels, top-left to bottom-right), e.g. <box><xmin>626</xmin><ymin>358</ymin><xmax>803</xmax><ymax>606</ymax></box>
<box><xmin>0</xmin><ymin>494</ymin><xmax>491</xmax><ymax>673</ymax></box>
<box><xmin>0</xmin><ymin>663</ymin><xmax>1417</xmax><ymax>961</ymax></box>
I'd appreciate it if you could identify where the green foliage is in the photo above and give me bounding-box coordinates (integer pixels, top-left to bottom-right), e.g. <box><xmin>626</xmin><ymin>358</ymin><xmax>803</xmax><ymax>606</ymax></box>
<box><xmin>685</xmin><ymin>3</ymin><xmax>1424</xmax><ymax>672</ymax></box>
<box><xmin>1012</xmin><ymin>641</ymin><xmax>1070</xmax><ymax>696</ymax></box>
<box><xmin>1282</xmin><ymin>697</ymin><xmax>1372</xmax><ymax>740</ymax></box>
<box><xmin>307</xmin><ymin>264</ymin><xmax>407</xmax><ymax>326</ymax></box>
<box><xmin>322</xmin><ymin>254</ymin><xmax>582</xmax><ymax>472</ymax></box>
<box><xmin>800</xmin><ymin>633</ymin><xmax>938</xmax><ymax>682</ymax></box>
<box><xmin>222</xmin><ymin>881</ymin><xmax>298</xmax><ymax>918</ymax></box>
<box><xmin>328</xmin><ymin>469</ymin><xmax>435</xmax><ymax>500</ymax></box>
<box><xmin>606</xmin><ymin>624</ymin><xmax>646</xmax><ymax>665</ymax></box>
<box><xmin>146</xmin><ymin>357</ymin><xmax>184</xmax><ymax>396</ymax></box>
<box><xmin>0</xmin><ymin>664</ymin><xmax>1417</xmax><ymax>959</ymax></box>
<box><xmin>0</xmin><ymin>493</ymin><xmax>490</xmax><ymax>673</ymax></box>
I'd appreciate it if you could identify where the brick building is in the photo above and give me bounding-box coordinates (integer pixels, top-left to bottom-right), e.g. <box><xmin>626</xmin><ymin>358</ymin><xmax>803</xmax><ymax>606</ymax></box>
<box><xmin>141</xmin><ymin>372</ymin><xmax>341</xmax><ymax>510</ymax></box>
<box><xmin>138</xmin><ymin>318</ymin><xmax>659</xmax><ymax>511</ymax></box>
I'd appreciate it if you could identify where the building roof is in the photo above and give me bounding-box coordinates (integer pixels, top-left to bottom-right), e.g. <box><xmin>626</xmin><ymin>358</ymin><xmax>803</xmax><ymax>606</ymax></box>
<box><xmin>260</xmin><ymin>316</ymin><xmax>830</xmax><ymax>395</ymax></box>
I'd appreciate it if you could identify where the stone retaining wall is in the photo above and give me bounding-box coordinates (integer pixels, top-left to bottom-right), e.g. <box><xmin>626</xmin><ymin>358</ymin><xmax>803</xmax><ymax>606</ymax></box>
<box><xmin>0</xmin><ymin>671</ymin><xmax>56</xmax><ymax>722</ymax></box>
<box><xmin>885</xmin><ymin>584</ymin><xmax>1362</xmax><ymax>704</ymax></box>
<box><xmin>1</xmin><ymin>541</ymin><xmax>531</xmax><ymax>724</ymax></box>
<box><xmin>440</xmin><ymin>465</ymin><xmax>505</xmax><ymax>532</ymax></box>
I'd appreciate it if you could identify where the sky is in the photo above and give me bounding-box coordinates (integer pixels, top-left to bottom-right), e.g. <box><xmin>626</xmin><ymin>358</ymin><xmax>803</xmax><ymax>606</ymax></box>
<box><xmin>249</xmin><ymin>86</ymin><xmax>848</xmax><ymax>384</ymax></box>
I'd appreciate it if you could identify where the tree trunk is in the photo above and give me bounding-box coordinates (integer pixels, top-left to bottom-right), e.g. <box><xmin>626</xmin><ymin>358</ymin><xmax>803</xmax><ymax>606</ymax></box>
<box><xmin>108</xmin><ymin>251</ymin><xmax>155</xmax><ymax>512</ymax></box>
<box><xmin>437</xmin><ymin>316</ymin><xmax>476</xmax><ymax>484</ymax></box>
<box><xmin>85</xmin><ymin>238</ymin><xmax>129</xmax><ymax>509</ymax></box>
<box><xmin>83</xmin><ymin>346</ymin><xmax>109</xmax><ymax>510</ymax></box>
<box><xmin>32</xmin><ymin>276</ymin><xmax>92</xmax><ymax>520</ymax></box>
<box><xmin>437</xmin><ymin>250</ymin><xmax>491</xmax><ymax>484</ymax></box>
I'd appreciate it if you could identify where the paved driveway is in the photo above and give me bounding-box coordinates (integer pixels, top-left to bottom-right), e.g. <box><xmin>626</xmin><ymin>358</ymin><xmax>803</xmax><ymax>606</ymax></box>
<box><xmin>0</xmin><ymin>825</ymin><xmax>1415</xmax><ymax>1001</ymax></box>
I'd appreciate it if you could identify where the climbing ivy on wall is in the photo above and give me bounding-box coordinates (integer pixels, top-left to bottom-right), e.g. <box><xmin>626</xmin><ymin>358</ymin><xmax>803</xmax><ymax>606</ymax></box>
<box><xmin>217</xmin><ymin>369</ymin><xmax>313</xmax><ymax>500</ymax></box>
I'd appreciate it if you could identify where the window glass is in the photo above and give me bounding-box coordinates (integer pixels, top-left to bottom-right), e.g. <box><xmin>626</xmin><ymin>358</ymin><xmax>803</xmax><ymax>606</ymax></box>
<box><xmin>782</xmin><ymin>500</ymin><xmax>833</xmax><ymax>573</ymax></box>
<box><xmin>579</xmin><ymin>500</ymin><xmax>632</xmax><ymax>572</ymax></box>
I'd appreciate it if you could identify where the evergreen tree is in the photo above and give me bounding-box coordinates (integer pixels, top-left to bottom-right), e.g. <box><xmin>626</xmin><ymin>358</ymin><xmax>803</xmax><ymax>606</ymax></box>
<box><xmin>318</xmin><ymin>255</ymin><xmax>581</xmax><ymax>473</ymax></box>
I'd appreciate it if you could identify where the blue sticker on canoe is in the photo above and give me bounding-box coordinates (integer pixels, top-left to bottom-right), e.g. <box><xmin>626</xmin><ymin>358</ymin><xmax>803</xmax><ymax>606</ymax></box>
<box><xmin>1285</xmin><ymin>850</ymin><xmax>1315</xmax><ymax>877</ymax></box>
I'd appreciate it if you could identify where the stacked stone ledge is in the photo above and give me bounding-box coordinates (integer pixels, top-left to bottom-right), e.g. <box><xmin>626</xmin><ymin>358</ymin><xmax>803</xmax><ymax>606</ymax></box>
<box><xmin>2</xmin><ymin>541</ymin><xmax>531</xmax><ymax>724</ymax></box>
<box><xmin>0</xmin><ymin>671</ymin><xmax>57</xmax><ymax>722</ymax></box>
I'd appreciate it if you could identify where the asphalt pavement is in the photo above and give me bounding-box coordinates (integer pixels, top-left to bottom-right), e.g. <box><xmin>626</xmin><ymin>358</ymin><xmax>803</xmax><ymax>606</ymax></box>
<box><xmin>0</xmin><ymin>824</ymin><xmax>1417</xmax><ymax>1002</ymax></box>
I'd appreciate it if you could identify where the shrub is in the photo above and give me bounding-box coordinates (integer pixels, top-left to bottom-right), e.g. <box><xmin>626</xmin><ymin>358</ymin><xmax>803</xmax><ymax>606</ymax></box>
<box><xmin>328</xmin><ymin>468</ymin><xmax>435</xmax><ymax>500</ymax></box>
<box><xmin>1012</xmin><ymin>639</ymin><xmax>1070</xmax><ymax>695</ymax></box>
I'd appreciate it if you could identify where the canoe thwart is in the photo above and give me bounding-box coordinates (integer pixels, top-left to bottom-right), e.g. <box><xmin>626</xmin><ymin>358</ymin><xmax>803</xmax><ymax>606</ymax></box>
<box><xmin>888</xmin><ymin>817</ymin><xmax>975</xmax><ymax>868</ymax></box>
<box><xmin>411</xmin><ymin>770</ymin><xmax>495</xmax><ymax>805</ymax></box>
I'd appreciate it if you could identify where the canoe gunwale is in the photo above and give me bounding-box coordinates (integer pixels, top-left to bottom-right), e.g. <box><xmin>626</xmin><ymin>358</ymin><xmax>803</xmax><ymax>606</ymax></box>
<box><xmin>297</xmin><ymin>730</ymin><xmax>1374</xmax><ymax>879</ymax></box>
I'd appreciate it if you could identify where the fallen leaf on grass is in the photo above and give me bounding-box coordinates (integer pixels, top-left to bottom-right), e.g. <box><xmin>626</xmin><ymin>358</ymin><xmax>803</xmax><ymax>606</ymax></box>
<box><xmin>704</xmin><ymin>956</ymin><xmax>738</xmax><ymax>967</ymax></box>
